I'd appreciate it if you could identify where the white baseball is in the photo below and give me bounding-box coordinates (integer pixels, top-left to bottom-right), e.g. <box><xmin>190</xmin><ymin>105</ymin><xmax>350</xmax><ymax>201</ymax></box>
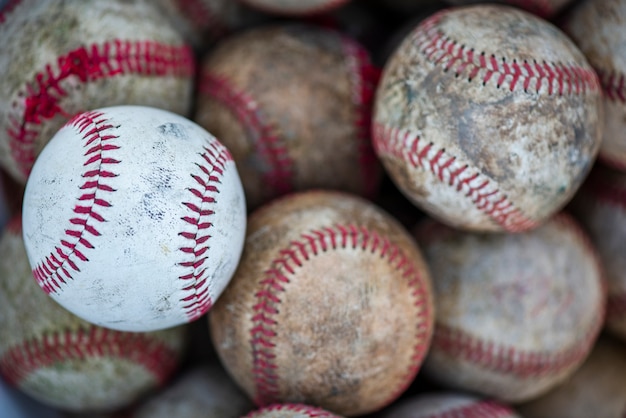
<box><xmin>22</xmin><ymin>105</ymin><xmax>246</xmax><ymax>332</ymax></box>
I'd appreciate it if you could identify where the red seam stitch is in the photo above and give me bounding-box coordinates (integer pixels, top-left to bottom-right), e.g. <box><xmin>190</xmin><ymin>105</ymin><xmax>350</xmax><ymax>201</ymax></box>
<box><xmin>31</xmin><ymin>111</ymin><xmax>120</xmax><ymax>295</ymax></box>
<box><xmin>249</xmin><ymin>224</ymin><xmax>432</xmax><ymax>406</ymax></box>
<box><xmin>431</xmin><ymin>214</ymin><xmax>605</xmax><ymax>379</ymax></box>
<box><xmin>413</xmin><ymin>10</ymin><xmax>600</xmax><ymax>96</ymax></box>
<box><xmin>341</xmin><ymin>36</ymin><xmax>381</xmax><ymax>200</ymax></box>
<box><xmin>177</xmin><ymin>139</ymin><xmax>233</xmax><ymax>321</ymax></box>
<box><xmin>0</xmin><ymin>0</ymin><xmax>21</xmax><ymax>24</ymax></box>
<box><xmin>244</xmin><ymin>403</ymin><xmax>340</xmax><ymax>417</ymax></box>
<box><xmin>373</xmin><ymin>123</ymin><xmax>537</xmax><ymax>232</ymax></box>
<box><xmin>597</xmin><ymin>69</ymin><xmax>626</xmax><ymax>103</ymax></box>
<box><xmin>199</xmin><ymin>72</ymin><xmax>294</xmax><ymax>196</ymax></box>
<box><xmin>422</xmin><ymin>399</ymin><xmax>516</xmax><ymax>418</ymax></box>
<box><xmin>0</xmin><ymin>327</ymin><xmax>179</xmax><ymax>386</ymax></box>
<box><xmin>240</xmin><ymin>0</ymin><xmax>350</xmax><ymax>16</ymax></box>
<box><xmin>171</xmin><ymin>0</ymin><xmax>228</xmax><ymax>39</ymax></box>
<box><xmin>7</xmin><ymin>40</ymin><xmax>194</xmax><ymax>179</ymax></box>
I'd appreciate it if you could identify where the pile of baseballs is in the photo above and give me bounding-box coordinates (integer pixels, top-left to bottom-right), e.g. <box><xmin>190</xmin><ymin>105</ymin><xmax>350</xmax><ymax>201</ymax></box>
<box><xmin>0</xmin><ymin>0</ymin><xmax>625</xmax><ymax>417</ymax></box>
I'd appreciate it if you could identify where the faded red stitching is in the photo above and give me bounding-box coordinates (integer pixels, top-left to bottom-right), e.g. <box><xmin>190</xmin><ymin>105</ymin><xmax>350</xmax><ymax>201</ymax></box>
<box><xmin>413</xmin><ymin>10</ymin><xmax>600</xmax><ymax>95</ymax></box>
<box><xmin>31</xmin><ymin>111</ymin><xmax>119</xmax><ymax>295</ymax></box>
<box><xmin>172</xmin><ymin>0</ymin><xmax>228</xmax><ymax>39</ymax></box>
<box><xmin>199</xmin><ymin>72</ymin><xmax>294</xmax><ymax>196</ymax></box>
<box><xmin>0</xmin><ymin>0</ymin><xmax>21</xmax><ymax>24</ymax></box>
<box><xmin>245</xmin><ymin>403</ymin><xmax>340</xmax><ymax>417</ymax></box>
<box><xmin>178</xmin><ymin>140</ymin><xmax>232</xmax><ymax>321</ymax></box>
<box><xmin>341</xmin><ymin>36</ymin><xmax>381</xmax><ymax>199</ymax></box>
<box><xmin>425</xmin><ymin>399</ymin><xmax>516</xmax><ymax>418</ymax></box>
<box><xmin>432</xmin><ymin>214</ymin><xmax>605</xmax><ymax>379</ymax></box>
<box><xmin>240</xmin><ymin>0</ymin><xmax>350</xmax><ymax>15</ymax></box>
<box><xmin>598</xmin><ymin>69</ymin><xmax>626</xmax><ymax>103</ymax></box>
<box><xmin>7</xmin><ymin>40</ymin><xmax>194</xmax><ymax>179</ymax></box>
<box><xmin>373</xmin><ymin>123</ymin><xmax>537</xmax><ymax>232</ymax></box>
<box><xmin>0</xmin><ymin>327</ymin><xmax>178</xmax><ymax>386</ymax></box>
<box><xmin>250</xmin><ymin>224</ymin><xmax>432</xmax><ymax>406</ymax></box>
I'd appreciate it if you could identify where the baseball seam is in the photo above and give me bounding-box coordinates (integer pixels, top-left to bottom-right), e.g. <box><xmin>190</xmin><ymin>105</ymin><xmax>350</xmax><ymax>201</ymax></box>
<box><xmin>245</xmin><ymin>403</ymin><xmax>339</xmax><ymax>417</ymax></box>
<box><xmin>249</xmin><ymin>224</ymin><xmax>432</xmax><ymax>406</ymax></box>
<box><xmin>172</xmin><ymin>0</ymin><xmax>228</xmax><ymax>39</ymax></box>
<box><xmin>32</xmin><ymin>111</ymin><xmax>119</xmax><ymax>295</ymax></box>
<box><xmin>597</xmin><ymin>69</ymin><xmax>626</xmax><ymax>103</ymax></box>
<box><xmin>7</xmin><ymin>40</ymin><xmax>194</xmax><ymax>179</ymax></box>
<box><xmin>430</xmin><ymin>215</ymin><xmax>605</xmax><ymax>378</ymax></box>
<box><xmin>0</xmin><ymin>327</ymin><xmax>178</xmax><ymax>386</ymax></box>
<box><xmin>413</xmin><ymin>10</ymin><xmax>600</xmax><ymax>95</ymax></box>
<box><xmin>177</xmin><ymin>140</ymin><xmax>232</xmax><ymax>321</ymax></box>
<box><xmin>373</xmin><ymin>123</ymin><xmax>537</xmax><ymax>232</ymax></box>
<box><xmin>239</xmin><ymin>0</ymin><xmax>350</xmax><ymax>16</ymax></box>
<box><xmin>425</xmin><ymin>400</ymin><xmax>516</xmax><ymax>418</ymax></box>
<box><xmin>341</xmin><ymin>36</ymin><xmax>381</xmax><ymax>199</ymax></box>
<box><xmin>199</xmin><ymin>72</ymin><xmax>294</xmax><ymax>195</ymax></box>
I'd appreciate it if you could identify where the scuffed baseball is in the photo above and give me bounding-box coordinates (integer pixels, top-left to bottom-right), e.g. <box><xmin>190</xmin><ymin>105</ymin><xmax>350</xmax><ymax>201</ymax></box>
<box><xmin>0</xmin><ymin>0</ymin><xmax>194</xmax><ymax>184</ymax></box>
<box><xmin>0</xmin><ymin>216</ymin><xmax>187</xmax><ymax>412</ymax></box>
<box><xmin>414</xmin><ymin>214</ymin><xmax>605</xmax><ymax>402</ymax></box>
<box><xmin>244</xmin><ymin>403</ymin><xmax>342</xmax><ymax>418</ymax></box>
<box><xmin>374</xmin><ymin>5</ymin><xmax>603</xmax><ymax>233</ymax></box>
<box><xmin>518</xmin><ymin>337</ymin><xmax>626</xmax><ymax>418</ymax></box>
<box><xmin>380</xmin><ymin>393</ymin><xmax>521</xmax><ymax>418</ymax></box>
<box><xmin>239</xmin><ymin>0</ymin><xmax>350</xmax><ymax>16</ymax></box>
<box><xmin>209</xmin><ymin>190</ymin><xmax>434</xmax><ymax>416</ymax></box>
<box><xmin>196</xmin><ymin>25</ymin><xmax>380</xmax><ymax>210</ymax></box>
<box><xmin>133</xmin><ymin>364</ymin><xmax>252</xmax><ymax>418</ymax></box>
<box><xmin>22</xmin><ymin>106</ymin><xmax>246</xmax><ymax>332</ymax></box>
<box><xmin>443</xmin><ymin>0</ymin><xmax>572</xmax><ymax>18</ymax></box>
<box><xmin>570</xmin><ymin>165</ymin><xmax>626</xmax><ymax>341</ymax></box>
<box><xmin>564</xmin><ymin>0</ymin><xmax>626</xmax><ymax>171</ymax></box>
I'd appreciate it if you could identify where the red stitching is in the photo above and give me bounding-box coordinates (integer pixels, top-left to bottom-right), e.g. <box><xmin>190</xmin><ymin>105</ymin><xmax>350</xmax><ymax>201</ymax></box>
<box><xmin>0</xmin><ymin>0</ymin><xmax>21</xmax><ymax>24</ymax></box>
<box><xmin>31</xmin><ymin>111</ymin><xmax>120</xmax><ymax>295</ymax></box>
<box><xmin>244</xmin><ymin>403</ymin><xmax>340</xmax><ymax>417</ymax></box>
<box><xmin>240</xmin><ymin>0</ymin><xmax>350</xmax><ymax>15</ymax></box>
<box><xmin>172</xmin><ymin>0</ymin><xmax>228</xmax><ymax>39</ymax></box>
<box><xmin>413</xmin><ymin>10</ymin><xmax>600</xmax><ymax>95</ymax></box>
<box><xmin>341</xmin><ymin>36</ymin><xmax>381</xmax><ymax>199</ymax></box>
<box><xmin>0</xmin><ymin>327</ymin><xmax>179</xmax><ymax>386</ymax></box>
<box><xmin>430</xmin><ymin>214</ymin><xmax>605</xmax><ymax>379</ymax></box>
<box><xmin>7</xmin><ymin>40</ymin><xmax>194</xmax><ymax>179</ymax></box>
<box><xmin>250</xmin><ymin>224</ymin><xmax>432</xmax><ymax>406</ymax></box>
<box><xmin>421</xmin><ymin>399</ymin><xmax>516</xmax><ymax>418</ymax></box>
<box><xmin>597</xmin><ymin>69</ymin><xmax>626</xmax><ymax>103</ymax></box>
<box><xmin>373</xmin><ymin>123</ymin><xmax>537</xmax><ymax>232</ymax></box>
<box><xmin>178</xmin><ymin>139</ymin><xmax>232</xmax><ymax>321</ymax></box>
<box><xmin>199</xmin><ymin>72</ymin><xmax>294</xmax><ymax>196</ymax></box>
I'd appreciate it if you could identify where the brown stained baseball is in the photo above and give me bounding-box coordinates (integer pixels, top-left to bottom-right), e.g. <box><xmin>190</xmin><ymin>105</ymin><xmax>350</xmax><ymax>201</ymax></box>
<box><xmin>518</xmin><ymin>337</ymin><xmax>626</xmax><ymax>418</ymax></box>
<box><xmin>570</xmin><ymin>165</ymin><xmax>626</xmax><ymax>342</ymax></box>
<box><xmin>380</xmin><ymin>392</ymin><xmax>521</xmax><ymax>418</ymax></box>
<box><xmin>244</xmin><ymin>404</ymin><xmax>343</xmax><ymax>418</ymax></box>
<box><xmin>209</xmin><ymin>191</ymin><xmax>434</xmax><ymax>416</ymax></box>
<box><xmin>443</xmin><ymin>0</ymin><xmax>571</xmax><ymax>18</ymax></box>
<box><xmin>414</xmin><ymin>214</ymin><xmax>605</xmax><ymax>402</ymax></box>
<box><xmin>564</xmin><ymin>0</ymin><xmax>626</xmax><ymax>172</ymax></box>
<box><xmin>239</xmin><ymin>0</ymin><xmax>350</xmax><ymax>16</ymax></box>
<box><xmin>0</xmin><ymin>0</ymin><xmax>194</xmax><ymax>184</ymax></box>
<box><xmin>374</xmin><ymin>5</ymin><xmax>603</xmax><ymax>233</ymax></box>
<box><xmin>133</xmin><ymin>365</ymin><xmax>252</xmax><ymax>418</ymax></box>
<box><xmin>196</xmin><ymin>25</ymin><xmax>381</xmax><ymax>210</ymax></box>
<box><xmin>0</xmin><ymin>216</ymin><xmax>187</xmax><ymax>412</ymax></box>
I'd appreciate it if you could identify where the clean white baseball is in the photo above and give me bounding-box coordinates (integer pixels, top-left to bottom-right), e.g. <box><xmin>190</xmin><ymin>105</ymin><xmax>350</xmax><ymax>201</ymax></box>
<box><xmin>22</xmin><ymin>105</ymin><xmax>246</xmax><ymax>332</ymax></box>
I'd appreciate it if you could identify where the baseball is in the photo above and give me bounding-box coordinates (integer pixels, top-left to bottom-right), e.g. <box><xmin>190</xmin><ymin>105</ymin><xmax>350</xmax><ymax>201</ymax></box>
<box><xmin>570</xmin><ymin>165</ymin><xmax>626</xmax><ymax>342</ymax></box>
<box><xmin>380</xmin><ymin>393</ymin><xmax>521</xmax><ymax>418</ymax></box>
<box><xmin>0</xmin><ymin>0</ymin><xmax>194</xmax><ymax>184</ymax></box>
<box><xmin>374</xmin><ymin>5</ymin><xmax>603</xmax><ymax>232</ymax></box>
<box><xmin>245</xmin><ymin>404</ymin><xmax>342</xmax><ymax>418</ymax></box>
<box><xmin>133</xmin><ymin>364</ymin><xmax>252</xmax><ymax>418</ymax></box>
<box><xmin>518</xmin><ymin>337</ymin><xmax>626</xmax><ymax>418</ymax></box>
<box><xmin>414</xmin><ymin>214</ymin><xmax>605</xmax><ymax>402</ymax></box>
<box><xmin>0</xmin><ymin>215</ymin><xmax>187</xmax><ymax>412</ymax></box>
<box><xmin>238</xmin><ymin>0</ymin><xmax>350</xmax><ymax>16</ymax></box>
<box><xmin>196</xmin><ymin>24</ymin><xmax>380</xmax><ymax>210</ymax></box>
<box><xmin>209</xmin><ymin>190</ymin><xmax>434</xmax><ymax>416</ymax></box>
<box><xmin>564</xmin><ymin>0</ymin><xmax>626</xmax><ymax>171</ymax></box>
<box><xmin>22</xmin><ymin>105</ymin><xmax>246</xmax><ymax>332</ymax></box>
<box><xmin>443</xmin><ymin>0</ymin><xmax>572</xmax><ymax>18</ymax></box>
